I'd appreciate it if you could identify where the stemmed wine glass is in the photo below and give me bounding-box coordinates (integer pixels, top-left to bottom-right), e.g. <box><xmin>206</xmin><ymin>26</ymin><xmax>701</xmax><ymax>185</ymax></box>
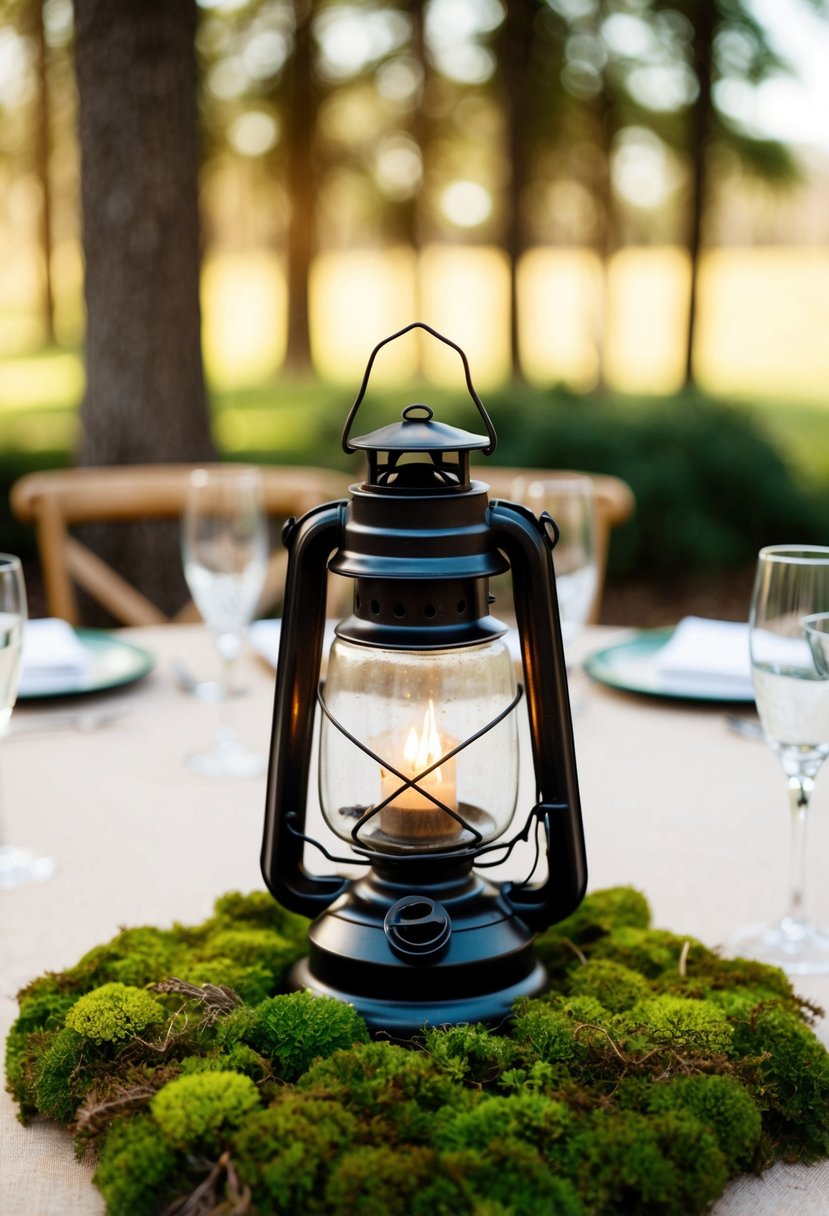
<box><xmin>0</xmin><ymin>554</ymin><xmax>55</xmax><ymax>888</ymax></box>
<box><xmin>511</xmin><ymin>476</ymin><xmax>598</xmax><ymax>648</ymax></box>
<box><xmin>731</xmin><ymin>544</ymin><xmax>829</xmax><ymax>973</ymax></box>
<box><xmin>181</xmin><ymin>467</ymin><xmax>268</xmax><ymax>777</ymax></box>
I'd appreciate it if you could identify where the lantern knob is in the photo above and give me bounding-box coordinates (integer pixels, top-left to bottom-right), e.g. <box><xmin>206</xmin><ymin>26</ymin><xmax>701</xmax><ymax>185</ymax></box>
<box><xmin>383</xmin><ymin>895</ymin><xmax>452</xmax><ymax>961</ymax></box>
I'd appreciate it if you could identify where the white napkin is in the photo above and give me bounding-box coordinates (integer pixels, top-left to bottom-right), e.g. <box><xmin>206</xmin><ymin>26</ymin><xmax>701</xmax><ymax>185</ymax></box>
<box><xmin>656</xmin><ymin>615</ymin><xmax>753</xmax><ymax>697</ymax></box>
<box><xmin>19</xmin><ymin>618</ymin><xmax>90</xmax><ymax>696</ymax></box>
<box><xmin>249</xmin><ymin>619</ymin><xmax>338</xmax><ymax>670</ymax></box>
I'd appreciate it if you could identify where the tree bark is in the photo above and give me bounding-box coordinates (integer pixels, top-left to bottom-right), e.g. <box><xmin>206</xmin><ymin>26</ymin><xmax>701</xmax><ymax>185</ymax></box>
<box><xmin>283</xmin><ymin>0</ymin><xmax>317</xmax><ymax>374</ymax></box>
<box><xmin>30</xmin><ymin>0</ymin><xmax>56</xmax><ymax>346</ymax></box>
<box><xmin>684</xmin><ymin>2</ymin><xmax>716</xmax><ymax>388</ymax></box>
<box><xmin>499</xmin><ymin>0</ymin><xmax>534</xmax><ymax>383</ymax></box>
<box><xmin>72</xmin><ymin>0</ymin><xmax>214</xmax><ymax>617</ymax></box>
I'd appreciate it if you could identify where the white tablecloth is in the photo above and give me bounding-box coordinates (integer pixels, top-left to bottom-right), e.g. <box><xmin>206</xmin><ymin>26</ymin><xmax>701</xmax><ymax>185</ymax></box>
<box><xmin>2</xmin><ymin>624</ymin><xmax>829</xmax><ymax>1213</ymax></box>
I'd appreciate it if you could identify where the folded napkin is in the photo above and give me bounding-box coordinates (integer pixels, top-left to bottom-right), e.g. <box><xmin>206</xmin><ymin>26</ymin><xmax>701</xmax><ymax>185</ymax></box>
<box><xmin>249</xmin><ymin>619</ymin><xmax>337</xmax><ymax>670</ymax></box>
<box><xmin>656</xmin><ymin>615</ymin><xmax>753</xmax><ymax>697</ymax></box>
<box><xmin>19</xmin><ymin>618</ymin><xmax>90</xmax><ymax>696</ymax></box>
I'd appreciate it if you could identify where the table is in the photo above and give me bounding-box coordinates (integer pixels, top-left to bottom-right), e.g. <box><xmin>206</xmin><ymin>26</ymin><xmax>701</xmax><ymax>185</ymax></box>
<box><xmin>2</xmin><ymin>623</ymin><xmax>829</xmax><ymax>1214</ymax></box>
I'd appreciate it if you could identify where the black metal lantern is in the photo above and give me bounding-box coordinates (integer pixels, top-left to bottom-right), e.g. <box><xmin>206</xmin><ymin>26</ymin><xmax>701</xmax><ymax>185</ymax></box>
<box><xmin>261</xmin><ymin>323</ymin><xmax>586</xmax><ymax>1035</ymax></box>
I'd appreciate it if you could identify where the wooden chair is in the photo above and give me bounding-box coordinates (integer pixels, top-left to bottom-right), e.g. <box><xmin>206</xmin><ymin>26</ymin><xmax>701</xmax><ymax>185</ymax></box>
<box><xmin>481</xmin><ymin>467</ymin><xmax>635</xmax><ymax>624</ymax></box>
<box><xmin>10</xmin><ymin>464</ymin><xmax>351</xmax><ymax>627</ymax></box>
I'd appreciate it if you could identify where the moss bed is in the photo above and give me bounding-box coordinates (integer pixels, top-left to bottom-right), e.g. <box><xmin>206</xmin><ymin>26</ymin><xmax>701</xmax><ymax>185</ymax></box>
<box><xmin>6</xmin><ymin>886</ymin><xmax>829</xmax><ymax>1215</ymax></box>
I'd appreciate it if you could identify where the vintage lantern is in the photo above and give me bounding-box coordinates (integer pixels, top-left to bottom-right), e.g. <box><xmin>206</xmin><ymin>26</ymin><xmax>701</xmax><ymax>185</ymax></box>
<box><xmin>261</xmin><ymin>324</ymin><xmax>586</xmax><ymax>1034</ymax></box>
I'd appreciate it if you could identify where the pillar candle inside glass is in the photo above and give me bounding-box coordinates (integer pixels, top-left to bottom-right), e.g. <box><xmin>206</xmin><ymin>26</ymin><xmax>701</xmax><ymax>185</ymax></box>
<box><xmin>378</xmin><ymin>700</ymin><xmax>460</xmax><ymax>843</ymax></box>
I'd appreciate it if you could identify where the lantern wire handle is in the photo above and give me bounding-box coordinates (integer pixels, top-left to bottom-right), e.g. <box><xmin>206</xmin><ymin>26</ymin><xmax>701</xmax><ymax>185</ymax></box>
<box><xmin>341</xmin><ymin>321</ymin><xmax>498</xmax><ymax>456</ymax></box>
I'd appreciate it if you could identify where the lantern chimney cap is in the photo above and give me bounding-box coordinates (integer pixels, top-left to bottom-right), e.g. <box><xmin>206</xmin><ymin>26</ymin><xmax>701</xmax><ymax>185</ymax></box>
<box><xmin>349</xmin><ymin>404</ymin><xmax>491</xmax><ymax>454</ymax></box>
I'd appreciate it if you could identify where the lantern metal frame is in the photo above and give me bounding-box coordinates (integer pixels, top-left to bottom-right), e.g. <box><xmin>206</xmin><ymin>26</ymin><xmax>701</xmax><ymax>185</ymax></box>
<box><xmin>261</xmin><ymin>323</ymin><xmax>587</xmax><ymax>1034</ymax></box>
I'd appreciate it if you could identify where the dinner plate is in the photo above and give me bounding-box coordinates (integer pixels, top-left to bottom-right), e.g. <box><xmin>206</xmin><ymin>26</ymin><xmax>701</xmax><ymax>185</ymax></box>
<box><xmin>583</xmin><ymin>628</ymin><xmax>756</xmax><ymax>703</ymax></box>
<box><xmin>18</xmin><ymin>630</ymin><xmax>155</xmax><ymax>700</ymax></box>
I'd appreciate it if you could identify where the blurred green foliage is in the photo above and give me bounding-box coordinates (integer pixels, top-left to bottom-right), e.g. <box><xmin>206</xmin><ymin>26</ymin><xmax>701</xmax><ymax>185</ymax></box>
<box><xmin>1</xmin><ymin>361</ymin><xmax>826</xmax><ymax>584</ymax></box>
<box><xmin>485</xmin><ymin>386</ymin><xmax>829</xmax><ymax>578</ymax></box>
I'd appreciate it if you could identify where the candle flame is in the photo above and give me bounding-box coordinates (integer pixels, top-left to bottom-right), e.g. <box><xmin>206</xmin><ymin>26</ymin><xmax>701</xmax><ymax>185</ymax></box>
<box><xmin>404</xmin><ymin>699</ymin><xmax>443</xmax><ymax>779</ymax></box>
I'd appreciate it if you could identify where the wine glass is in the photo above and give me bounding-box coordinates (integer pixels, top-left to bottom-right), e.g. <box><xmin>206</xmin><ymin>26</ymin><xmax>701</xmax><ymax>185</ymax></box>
<box><xmin>730</xmin><ymin>544</ymin><xmax>829</xmax><ymax>973</ymax></box>
<box><xmin>511</xmin><ymin>476</ymin><xmax>598</xmax><ymax>648</ymax></box>
<box><xmin>181</xmin><ymin>467</ymin><xmax>269</xmax><ymax>777</ymax></box>
<box><xmin>0</xmin><ymin>554</ymin><xmax>55</xmax><ymax>888</ymax></box>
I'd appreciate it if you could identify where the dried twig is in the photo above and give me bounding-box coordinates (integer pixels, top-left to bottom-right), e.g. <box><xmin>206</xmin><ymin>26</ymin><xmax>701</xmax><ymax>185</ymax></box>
<box><xmin>150</xmin><ymin>979</ymin><xmax>243</xmax><ymax>1025</ymax></box>
<box><xmin>678</xmin><ymin>940</ymin><xmax>691</xmax><ymax>978</ymax></box>
<box><xmin>561</xmin><ymin>937</ymin><xmax>588</xmax><ymax>965</ymax></box>
<box><xmin>163</xmin><ymin>1151</ymin><xmax>252</xmax><ymax>1216</ymax></box>
<box><xmin>73</xmin><ymin>1084</ymin><xmax>155</xmax><ymax>1139</ymax></box>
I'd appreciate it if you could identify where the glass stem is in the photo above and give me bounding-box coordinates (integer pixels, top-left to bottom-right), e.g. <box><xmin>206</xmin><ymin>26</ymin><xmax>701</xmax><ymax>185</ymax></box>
<box><xmin>215</xmin><ymin>632</ymin><xmax>241</xmax><ymax>748</ymax></box>
<box><xmin>217</xmin><ymin>654</ymin><xmax>237</xmax><ymax>745</ymax></box>
<box><xmin>786</xmin><ymin>773</ymin><xmax>813</xmax><ymax>924</ymax></box>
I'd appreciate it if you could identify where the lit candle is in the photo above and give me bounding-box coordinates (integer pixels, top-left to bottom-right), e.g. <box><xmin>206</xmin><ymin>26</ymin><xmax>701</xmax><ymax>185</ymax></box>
<box><xmin>378</xmin><ymin>700</ymin><xmax>459</xmax><ymax>843</ymax></box>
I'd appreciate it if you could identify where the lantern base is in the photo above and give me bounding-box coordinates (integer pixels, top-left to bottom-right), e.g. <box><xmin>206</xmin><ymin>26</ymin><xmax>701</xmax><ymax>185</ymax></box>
<box><xmin>287</xmin><ymin>864</ymin><xmax>548</xmax><ymax>1036</ymax></box>
<box><xmin>290</xmin><ymin>955</ymin><xmax>547</xmax><ymax>1036</ymax></box>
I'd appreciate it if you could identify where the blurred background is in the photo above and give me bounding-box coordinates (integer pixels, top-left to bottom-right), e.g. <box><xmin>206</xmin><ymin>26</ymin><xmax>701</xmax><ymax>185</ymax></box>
<box><xmin>1</xmin><ymin>0</ymin><xmax>829</xmax><ymax>621</ymax></box>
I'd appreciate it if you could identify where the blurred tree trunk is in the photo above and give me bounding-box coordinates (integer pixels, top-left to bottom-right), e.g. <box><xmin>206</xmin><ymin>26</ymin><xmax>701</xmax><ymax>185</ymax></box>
<box><xmin>592</xmin><ymin>82</ymin><xmax>618</xmax><ymax>394</ymax></box>
<box><xmin>28</xmin><ymin>0</ymin><xmax>56</xmax><ymax>345</ymax></box>
<box><xmin>283</xmin><ymin>0</ymin><xmax>316</xmax><ymax>374</ymax></box>
<box><xmin>684</xmin><ymin>2</ymin><xmax>716</xmax><ymax>388</ymax></box>
<box><xmin>499</xmin><ymin>0</ymin><xmax>535</xmax><ymax>383</ymax></box>
<box><xmin>72</xmin><ymin>0</ymin><xmax>214</xmax><ymax>615</ymax></box>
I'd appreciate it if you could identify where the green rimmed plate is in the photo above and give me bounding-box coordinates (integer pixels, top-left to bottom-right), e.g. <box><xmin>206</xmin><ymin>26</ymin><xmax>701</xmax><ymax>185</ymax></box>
<box><xmin>583</xmin><ymin>628</ymin><xmax>755</xmax><ymax>703</ymax></box>
<box><xmin>18</xmin><ymin>630</ymin><xmax>155</xmax><ymax>700</ymax></box>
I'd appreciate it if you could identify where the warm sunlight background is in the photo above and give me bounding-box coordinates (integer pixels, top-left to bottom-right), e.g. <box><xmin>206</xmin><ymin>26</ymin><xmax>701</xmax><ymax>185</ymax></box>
<box><xmin>201</xmin><ymin>246</ymin><xmax>829</xmax><ymax>399</ymax></box>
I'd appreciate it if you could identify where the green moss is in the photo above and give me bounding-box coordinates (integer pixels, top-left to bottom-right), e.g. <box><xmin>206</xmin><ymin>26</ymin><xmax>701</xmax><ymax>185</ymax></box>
<box><xmin>201</xmin><ymin>926</ymin><xmax>301</xmax><ymax>972</ymax></box>
<box><xmin>435</xmin><ymin>1091</ymin><xmax>572</xmax><ymax>1153</ymax></box>
<box><xmin>224</xmin><ymin>991</ymin><xmax>370</xmax><ymax>1081</ymax></box>
<box><xmin>732</xmin><ymin>1006</ymin><xmax>829</xmax><ymax>1160</ymax></box>
<box><xmin>533</xmin><ymin>887</ymin><xmax>651</xmax><ymax>978</ymax></box>
<box><xmin>646</xmin><ymin>1074</ymin><xmax>763</xmax><ymax>1171</ymax></box>
<box><xmin>31</xmin><ymin>1027</ymin><xmax>88</xmax><ymax>1122</ymax></box>
<box><xmin>64</xmin><ymin>983</ymin><xmax>164</xmax><ymax>1044</ymax></box>
<box><xmin>210</xmin><ymin>889</ymin><xmax>309</xmax><ymax>938</ymax></box>
<box><xmin>5</xmin><ymin>988</ymin><xmax>79</xmax><ymax>1110</ymax></box>
<box><xmin>6</xmin><ymin>885</ymin><xmax>829</xmax><ymax>1216</ymax></box>
<box><xmin>178</xmin><ymin>1043</ymin><xmax>270</xmax><ymax>1081</ymax></box>
<box><xmin>233</xmin><ymin>1093</ymin><xmax>359</xmax><ymax>1213</ymax></box>
<box><xmin>511</xmin><ymin>1000</ymin><xmax>589</xmax><ymax>1067</ymax></box>
<box><xmin>66</xmin><ymin>927</ymin><xmax>181</xmax><ymax>990</ymax></box>
<box><xmin>323</xmin><ymin>1145</ymin><xmax>462</xmax><ymax>1216</ymax></box>
<box><xmin>592</xmin><ymin>926</ymin><xmax>715</xmax><ymax>978</ymax></box>
<box><xmin>423</xmin><ymin>1023</ymin><xmax>520</xmax><ymax>1085</ymax></box>
<box><xmin>567</xmin><ymin>1108</ymin><xmax>728</xmax><ymax>1215</ymax></box>
<box><xmin>566</xmin><ymin>959</ymin><xmax>651</xmax><ymax>1012</ymax></box>
<box><xmin>300</xmin><ymin>1040</ymin><xmax>472</xmax><ymax>1142</ymax></box>
<box><xmin>616</xmin><ymin>995</ymin><xmax>733</xmax><ymax>1056</ymax></box>
<box><xmin>151</xmin><ymin>1071</ymin><xmax>261</xmax><ymax>1152</ymax></box>
<box><xmin>554</xmin><ymin>886</ymin><xmax>651</xmax><ymax>938</ymax></box>
<box><xmin>178</xmin><ymin>958</ymin><xmax>274</xmax><ymax>1006</ymax></box>
<box><xmin>94</xmin><ymin>1114</ymin><xmax>180</xmax><ymax>1216</ymax></box>
<box><xmin>449</xmin><ymin>1137</ymin><xmax>584</xmax><ymax>1216</ymax></box>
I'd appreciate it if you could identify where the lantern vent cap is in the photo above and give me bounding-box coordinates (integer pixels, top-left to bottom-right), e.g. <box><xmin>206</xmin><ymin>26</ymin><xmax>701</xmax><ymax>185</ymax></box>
<box><xmin>349</xmin><ymin>404</ymin><xmax>491</xmax><ymax>454</ymax></box>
